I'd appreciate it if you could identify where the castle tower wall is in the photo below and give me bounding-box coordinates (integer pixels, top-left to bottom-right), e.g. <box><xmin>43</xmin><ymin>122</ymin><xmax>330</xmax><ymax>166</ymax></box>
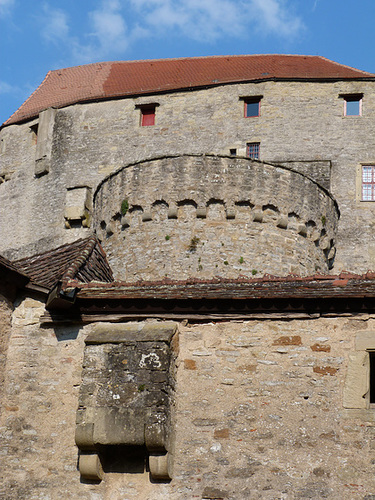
<box><xmin>94</xmin><ymin>155</ymin><xmax>339</xmax><ymax>280</ymax></box>
<box><xmin>1</xmin><ymin>79</ymin><xmax>375</xmax><ymax>273</ymax></box>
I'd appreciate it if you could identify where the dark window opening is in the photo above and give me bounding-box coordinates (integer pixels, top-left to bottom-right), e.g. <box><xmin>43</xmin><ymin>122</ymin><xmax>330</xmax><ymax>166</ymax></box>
<box><xmin>230</xmin><ymin>148</ymin><xmax>237</xmax><ymax>156</ymax></box>
<box><xmin>370</xmin><ymin>352</ymin><xmax>375</xmax><ymax>404</ymax></box>
<box><xmin>30</xmin><ymin>123</ymin><xmax>38</xmax><ymax>144</ymax></box>
<box><xmin>244</xmin><ymin>98</ymin><xmax>261</xmax><ymax>117</ymax></box>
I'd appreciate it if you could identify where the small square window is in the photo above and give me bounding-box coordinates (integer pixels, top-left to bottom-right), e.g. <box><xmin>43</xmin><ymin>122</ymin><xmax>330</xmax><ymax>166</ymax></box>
<box><xmin>340</xmin><ymin>93</ymin><xmax>363</xmax><ymax>116</ymax></box>
<box><xmin>229</xmin><ymin>148</ymin><xmax>237</xmax><ymax>156</ymax></box>
<box><xmin>247</xmin><ymin>142</ymin><xmax>260</xmax><ymax>160</ymax></box>
<box><xmin>362</xmin><ymin>165</ymin><xmax>375</xmax><ymax>201</ymax></box>
<box><xmin>244</xmin><ymin>98</ymin><xmax>261</xmax><ymax>118</ymax></box>
<box><xmin>141</xmin><ymin>106</ymin><xmax>155</xmax><ymax>126</ymax></box>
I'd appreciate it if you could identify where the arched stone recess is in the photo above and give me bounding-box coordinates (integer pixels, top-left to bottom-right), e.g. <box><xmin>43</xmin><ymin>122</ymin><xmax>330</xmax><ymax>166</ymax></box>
<box><xmin>93</xmin><ymin>155</ymin><xmax>340</xmax><ymax>282</ymax></box>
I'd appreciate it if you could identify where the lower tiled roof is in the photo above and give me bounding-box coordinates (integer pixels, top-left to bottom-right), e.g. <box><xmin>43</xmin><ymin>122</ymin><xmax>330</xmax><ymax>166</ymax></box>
<box><xmin>14</xmin><ymin>236</ymin><xmax>113</xmax><ymax>291</ymax></box>
<box><xmin>64</xmin><ymin>272</ymin><xmax>375</xmax><ymax>301</ymax></box>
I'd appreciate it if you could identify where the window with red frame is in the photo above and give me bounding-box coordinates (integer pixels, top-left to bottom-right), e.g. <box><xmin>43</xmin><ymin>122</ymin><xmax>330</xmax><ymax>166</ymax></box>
<box><xmin>140</xmin><ymin>105</ymin><xmax>156</xmax><ymax>126</ymax></box>
<box><xmin>362</xmin><ymin>165</ymin><xmax>375</xmax><ymax>201</ymax></box>
<box><xmin>247</xmin><ymin>142</ymin><xmax>260</xmax><ymax>160</ymax></box>
<box><xmin>244</xmin><ymin>97</ymin><xmax>261</xmax><ymax>117</ymax></box>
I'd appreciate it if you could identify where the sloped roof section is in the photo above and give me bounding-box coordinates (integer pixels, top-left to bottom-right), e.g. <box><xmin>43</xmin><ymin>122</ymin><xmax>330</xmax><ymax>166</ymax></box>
<box><xmin>64</xmin><ymin>271</ymin><xmax>375</xmax><ymax>301</ymax></box>
<box><xmin>14</xmin><ymin>236</ymin><xmax>113</xmax><ymax>291</ymax></box>
<box><xmin>4</xmin><ymin>55</ymin><xmax>375</xmax><ymax>126</ymax></box>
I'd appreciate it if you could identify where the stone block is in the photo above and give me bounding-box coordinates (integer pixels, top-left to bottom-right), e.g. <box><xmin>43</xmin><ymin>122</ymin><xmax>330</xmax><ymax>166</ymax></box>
<box><xmin>149</xmin><ymin>453</ymin><xmax>170</xmax><ymax>480</ymax></box>
<box><xmin>355</xmin><ymin>331</ymin><xmax>375</xmax><ymax>351</ymax></box>
<box><xmin>196</xmin><ymin>207</ymin><xmax>207</xmax><ymax>218</ymax></box>
<box><xmin>34</xmin><ymin>107</ymin><xmax>56</xmax><ymax>176</ymax></box>
<box><xmin>79</xmin><ymin>452</ymin><xmax>103</xmax><ymax>481</ymax></box>
<box><xmin>343</xmin><ymin>351</ymin><xmax>369</xmax><ymax>408</ymax></box>
<box><xmin>87</xmin><ymin>322</ymin><xmax>178</xmax><ymax>344</ymax></box>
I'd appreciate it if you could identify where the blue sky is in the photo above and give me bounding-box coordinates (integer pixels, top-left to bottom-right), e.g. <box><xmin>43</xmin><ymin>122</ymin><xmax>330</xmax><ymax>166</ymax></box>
<box><xmin>1</xmin><ymin>0</ymin><xmax>375</xmax><ymax>125</ymax></box>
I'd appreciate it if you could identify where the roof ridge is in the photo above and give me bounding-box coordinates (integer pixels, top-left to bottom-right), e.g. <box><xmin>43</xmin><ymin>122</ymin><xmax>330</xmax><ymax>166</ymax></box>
<box><xmin>61</xmin><ymin>235</ymin><xmax>98</xmax><ymax>287</ymax></box>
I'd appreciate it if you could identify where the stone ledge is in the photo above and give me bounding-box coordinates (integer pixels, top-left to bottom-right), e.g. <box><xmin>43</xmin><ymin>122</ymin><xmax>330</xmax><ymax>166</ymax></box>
<box><xmin>86</xmin><ymin>321</ymin><xmax>178</xmax><ymax>344</ymax></box>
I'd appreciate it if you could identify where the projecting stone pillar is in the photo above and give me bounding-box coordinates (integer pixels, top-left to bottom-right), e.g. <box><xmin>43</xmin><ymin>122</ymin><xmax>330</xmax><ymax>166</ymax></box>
<box><xmin>75</xmin><ymin>322</ymin><xmax>177</xmax><ymax>482</ymax></box>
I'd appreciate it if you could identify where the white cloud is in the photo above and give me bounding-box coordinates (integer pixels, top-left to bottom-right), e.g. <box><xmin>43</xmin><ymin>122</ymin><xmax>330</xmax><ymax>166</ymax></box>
<box><xmin>41</xmin><ymin>5</ymin><xmax>69</xmax><ymax>43</ymax></box>
<box><xmin>37</xmin><ymin>0</ymin><xmax>304</xmax><ymax>65</ymax></box>
<box><xmin>71</xmin><ymin>0</ymin><xmax>131</xmax><ymax>62</ymax></box>
<box><xmin>0</xmin><ymin>0</ymin><xmax>15</xmax><ymax>17</ymax></box>
<box><xmin>249</xmin><ymin>0</ymin><xmax>303</xmax><ymax>38</ymax></box>
<box><xmin>130</xmin><ymin>0</ymin><xmax>303</xmax><ymax>42</ymax></box>
<box><xmin>0</xmin><ymin>81</ymin><xmax>14</xmax><ymax>94</ymax></box>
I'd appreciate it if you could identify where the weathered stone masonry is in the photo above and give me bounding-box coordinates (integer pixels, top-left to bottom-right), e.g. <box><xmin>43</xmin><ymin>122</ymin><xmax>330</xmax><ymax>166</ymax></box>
<box><xmin>3</xmin><ymin>55</ymin><xmax>375</xmax><ymax>499</ymax></box>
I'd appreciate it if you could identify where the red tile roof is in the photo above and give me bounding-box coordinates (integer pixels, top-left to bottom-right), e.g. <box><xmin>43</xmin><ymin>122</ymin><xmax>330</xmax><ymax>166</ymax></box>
<box><xmin>14</xmin><ymin>236</ymin><xmax>113</xmax><ymax>291</ymax></box>
<box><xmin>4</xmin><ymin>55</ymin><xmax>374</xmax><ymax>126</ymax></box>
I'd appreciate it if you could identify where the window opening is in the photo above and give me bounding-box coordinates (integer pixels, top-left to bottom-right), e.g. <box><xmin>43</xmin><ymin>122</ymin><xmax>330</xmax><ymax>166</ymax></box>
<box><xmin>247</xmin><ymin>142</ymin><xmax>260</xmax><ymax>160</ymax></box>
<box><xmin>230</xmin><ymin>148</ymin><xmax>237</xmax><ymax>156</ymax></box>
<box><xmin>30</xmin><ymin>123</ymin><xmax>38</xmax><ymax>144</ymax></box>
<box><xmin>137</xmin><ymin>104</ymin><xmax>157</xmax><ymax>126</ymax></box>
<box><xmin>244</xmin><ymin>98</ymin><xmax>261</xmax><ymax>117</ymax></box>
<box><xmin>362</xmin><ymin>165</ymin><xmax>375</xmax><ymax>201</ymax></box>
<box><xmin>340</xmin><ymin>93</ymin><xmax>363</xmax><ymax>116</ymax></box>
<box><xmin>240</xmin><ymin>96</ymin><xmax>262</xmax><ymax>118</ymax></box>
<box><xmin>369</xmin><ymin>351</ymin><xmax>375</xmax><ymax>404</ymax></box>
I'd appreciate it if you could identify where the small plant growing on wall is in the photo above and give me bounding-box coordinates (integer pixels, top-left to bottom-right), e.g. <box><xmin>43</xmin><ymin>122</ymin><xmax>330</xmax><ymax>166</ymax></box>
<box><xmin>239</xmin><ymin>256</ymin><xmax>244</xmax><ymax>264</ymax></box>
<box><xmin>252</xmin><ymin>269</ymin><xmax>258</xmax><ymax>275</ymax></box>
<box><xmin>321</xmin><ymin>215</ymin><xmax>326</xmax><ymax>226</ymax></box>
<box><xmin>121</xmin><ymin>199</ymin><xmax>129</xmax><ymax>216</ymax></box>
<box><xmin>165</xmin><ymin>235</ymin><xmax>170</xmax><ymax>241</ymax></box>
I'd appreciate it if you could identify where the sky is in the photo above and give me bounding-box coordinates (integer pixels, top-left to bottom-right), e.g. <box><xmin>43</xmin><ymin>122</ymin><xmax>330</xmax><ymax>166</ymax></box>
<box><xmin>1</xmin><ymin>0</ymin><xmax>375</xmax><ymax>125</ymax></box>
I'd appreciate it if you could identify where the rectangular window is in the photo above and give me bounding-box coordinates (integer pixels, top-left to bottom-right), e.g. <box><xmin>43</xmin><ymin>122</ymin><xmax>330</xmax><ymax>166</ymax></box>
<box><xmin>141</xmin><ymin>106</ymin><xmax>155</xmax><ymax>126</ymax></box>
<box><xmin>247</xmin><ymin>142</ymin><xmax>260</xmax><ymax>160</ymax></box>
<box><xmin>340</xmin><ymin>93</ymin><xmax>363</xmax><ymax>116</ymax></box>
<box><xmin>362</xmin><ymin>166</ymin><xmax>375</xmax><ymax>201</ymax></box>
<box><xmin>244</xmin><ymin>98</ymin><xmax>261</xmax><ymax>117</ymax></box>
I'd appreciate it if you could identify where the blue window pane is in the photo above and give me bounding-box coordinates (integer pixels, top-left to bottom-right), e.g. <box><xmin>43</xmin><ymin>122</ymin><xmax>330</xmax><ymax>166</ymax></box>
<box><xmin>346</xmin><ymin>99</ymin><xmax>360</xmax><ymax>116</ymax></box>
<box><xmin>246</xmin><ymin>101</ymin><xmax>260</xmax><ymax>117</ymax></box>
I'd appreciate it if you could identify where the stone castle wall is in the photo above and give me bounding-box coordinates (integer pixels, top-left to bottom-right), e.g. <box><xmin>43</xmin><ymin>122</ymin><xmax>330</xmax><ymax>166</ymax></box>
<box><xmin>95</xmin><ymin>155</ymin><xmax>339</xmax><ymax>280</ymax></box>
<box><xmin>2</xmin><ymin>299</ymin><xmax>375</xmax><ymax>498</ymax></box>
<box><xmin>2</xmin><ymin>79</ymin><xmax>375</xmax><ymax>273</ymax></box>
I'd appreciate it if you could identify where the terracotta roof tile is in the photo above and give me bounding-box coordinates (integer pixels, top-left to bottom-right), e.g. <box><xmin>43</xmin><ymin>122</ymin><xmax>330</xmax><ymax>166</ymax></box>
<box><xmin>4</xmin><ymin>55</ymin><xmax>374</xmax><ymax>126</ymax></box>
<box><xmin>14</xmin><ymin>236</ymin><xmax>113</xmax><ymax>291</ymax></box>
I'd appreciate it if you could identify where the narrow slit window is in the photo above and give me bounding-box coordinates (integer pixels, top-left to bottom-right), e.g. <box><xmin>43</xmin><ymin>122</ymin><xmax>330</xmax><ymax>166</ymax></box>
<box><xmin>30</xmin><ymin>123</ymin><xmax>38</xmax><ymax>144</ymax></box>
<box><xmin>369</xmin><ymin>351</ymin><xmax>375</xmax><ymax>404</ymax></box>
<box><xmin>247</xmin><ymin>142</ymin><xmax>260</xmax><ymax>160</ymax></box>
<box><xmin>362</xmin><ymin>165</ymin><xmax>375</xmax><ymax>201</ymax></box>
